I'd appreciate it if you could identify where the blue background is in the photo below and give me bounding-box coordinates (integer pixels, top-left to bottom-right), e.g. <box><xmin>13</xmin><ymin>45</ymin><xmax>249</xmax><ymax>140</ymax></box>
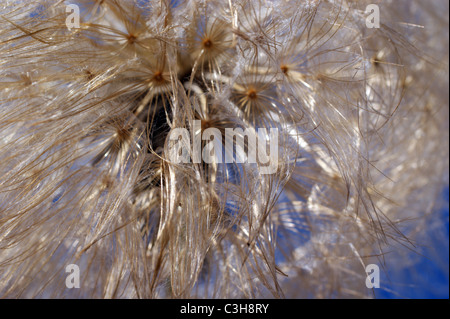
<box><xmin>376</xmin><ymin>187</ymin><xmax>449</xmax><ymax>299</ymax></box>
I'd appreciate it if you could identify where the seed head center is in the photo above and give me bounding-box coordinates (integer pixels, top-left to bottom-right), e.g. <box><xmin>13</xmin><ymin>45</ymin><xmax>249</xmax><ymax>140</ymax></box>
<box><xmin>202</xmin><ymin>38</ymin><xmax>213</xmax><ymax>49</ymax></box>
<box><xmin>247</xmin><ymin>89</ymin><xmax>257</xmax><ymax>100</ymax></box>
<box><xmin>127</xmin><ymin>34</ymin><xmax>137</xmax><ymax>44</ymax></box>
<box><xmin>153</xmin><ymin>71</ymin><xmax>164</xmax><ymax>83</ymax></box>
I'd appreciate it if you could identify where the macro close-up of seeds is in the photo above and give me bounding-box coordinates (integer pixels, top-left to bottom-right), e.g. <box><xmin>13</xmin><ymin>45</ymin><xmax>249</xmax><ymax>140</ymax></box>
<box><xmin>0</xmin><ymin>0</ymin><xmax>448</xmax><ymax>299</ymax></box>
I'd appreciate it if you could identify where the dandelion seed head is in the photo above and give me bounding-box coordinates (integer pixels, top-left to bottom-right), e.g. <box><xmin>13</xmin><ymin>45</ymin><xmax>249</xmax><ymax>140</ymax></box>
<box><xmin>0</xmin><ymin>0</ymin><xmax>448</xmax><ymax>299</ymax></box>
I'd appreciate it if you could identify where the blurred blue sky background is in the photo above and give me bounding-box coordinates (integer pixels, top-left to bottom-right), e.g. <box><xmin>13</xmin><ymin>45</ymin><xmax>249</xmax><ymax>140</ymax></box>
<box><xmin>376</xmin><ymin>187</ymin><xmax>449</xmax><ymax>299</ymax></box>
